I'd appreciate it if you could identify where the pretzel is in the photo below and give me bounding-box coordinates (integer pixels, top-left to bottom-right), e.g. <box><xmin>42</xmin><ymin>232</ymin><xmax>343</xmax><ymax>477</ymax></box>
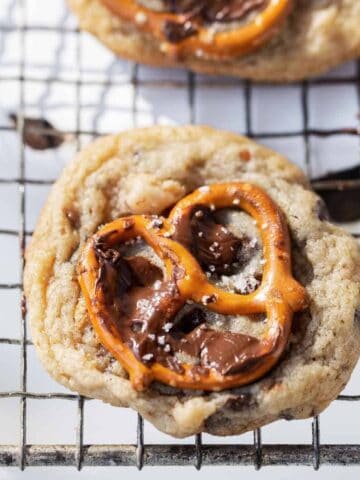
<box><xmin>100</xmin><ymin>0</ymin><xmax>292</xmax><ymax>59</ymax></box>
<box><xmin>78</xmin><ymin>182</ymin><xmax>308</xmax><ymax>391</ymax></box>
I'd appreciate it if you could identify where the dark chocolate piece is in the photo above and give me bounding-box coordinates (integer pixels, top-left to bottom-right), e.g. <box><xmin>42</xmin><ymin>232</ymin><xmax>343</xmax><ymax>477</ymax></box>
<box><xmin>9</xmin><ymin>113</ymin><xmax>65</xmax><ymax>151</ymax></box>
<box><xmin>172</xmin><ymin>205</ymin><xmax>257</xmax><ymax>275</ymax></box>
<box><xmin>163</xmin><ymin>19</ymin><xmax>197</xmax><ymax>43</ymax></box>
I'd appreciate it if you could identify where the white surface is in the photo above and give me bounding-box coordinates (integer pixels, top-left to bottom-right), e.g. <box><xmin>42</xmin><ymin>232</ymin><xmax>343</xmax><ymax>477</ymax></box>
<box><xmin>0</xmin><ymin>0</ymin><xmax>359</xmax><ymax>478</ymax></box>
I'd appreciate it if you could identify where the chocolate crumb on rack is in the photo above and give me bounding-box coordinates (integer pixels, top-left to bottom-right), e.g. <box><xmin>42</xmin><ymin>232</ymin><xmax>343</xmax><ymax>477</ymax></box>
<box><xmin>9</xmin><ymin>113</ymin><xmax>66</xmax><ymax>151</ymax></box>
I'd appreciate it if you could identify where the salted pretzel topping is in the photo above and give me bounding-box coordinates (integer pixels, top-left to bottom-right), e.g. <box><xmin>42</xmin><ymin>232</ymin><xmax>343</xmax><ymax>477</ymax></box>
<box><xmin>100</xmin><ymin>0</ymin><xmax>292</xmax><ymax>59</ymax></box>
<box><xmin>78</xmin><ymin>182</ymin><xmax>308</xmax><ymax>391</ymax></box>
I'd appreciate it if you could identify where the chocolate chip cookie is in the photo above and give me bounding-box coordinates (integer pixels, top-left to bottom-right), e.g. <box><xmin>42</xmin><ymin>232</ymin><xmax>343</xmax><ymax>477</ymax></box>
<box><xmin>24</xmin><ymin>126</ymin><xmax>360</xmax><ymax>437</ymax></box>
<box><xmin>68</xmin><ymin>0</ymin><xmax>360</xmax><ymax>82</ymax></box>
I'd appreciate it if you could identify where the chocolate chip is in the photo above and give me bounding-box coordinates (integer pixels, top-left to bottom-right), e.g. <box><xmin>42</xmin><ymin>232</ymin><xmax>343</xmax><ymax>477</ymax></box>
<box><xmin>9</xmin><ymin>113</ymin><xmax>65</xmax><ymax>151</ymax></box>
<box><xmin>355</xmin><ymin>308</ymin><xmax>360</xmax><ymax>323</ymax></box>
<box><xmin>225</xmin><ymin>393</ymin><xmax>253</xmax><ymax>411</ymax></box>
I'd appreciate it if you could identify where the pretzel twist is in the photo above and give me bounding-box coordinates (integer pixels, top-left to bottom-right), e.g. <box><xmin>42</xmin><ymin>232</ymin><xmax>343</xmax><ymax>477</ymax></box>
<box><xmin>78</xmin><ymin>182</ymin><xmax>308</xmax><ymax>391</ymax></box>
<box><xmin>100</xmin><ymin>0</ymin><xmax>292</xmax><ymax>59</ymax></box>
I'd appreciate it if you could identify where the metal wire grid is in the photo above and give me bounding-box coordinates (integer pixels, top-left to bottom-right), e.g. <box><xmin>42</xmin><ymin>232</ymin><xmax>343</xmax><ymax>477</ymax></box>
<box><xmin>0</xmin><ymin>0</ymin><xmax>360</xmax><ymax>470</ymax></box>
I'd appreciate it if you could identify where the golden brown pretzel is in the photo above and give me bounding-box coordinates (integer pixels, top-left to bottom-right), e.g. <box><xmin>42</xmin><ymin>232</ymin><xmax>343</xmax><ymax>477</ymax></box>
<box><xmin>78</xmin><ymin>182</ymin><xmax>308</xmax><ymax>391</ymax></box>
<box><xmin>100</xmin><ymin>0</ymin><xmax>292</xmax><ymax>59</ymax></box>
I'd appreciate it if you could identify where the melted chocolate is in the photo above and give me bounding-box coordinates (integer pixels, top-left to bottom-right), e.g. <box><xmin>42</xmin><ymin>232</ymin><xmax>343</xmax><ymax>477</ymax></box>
<box><xmin>161</xmin><ymin>0</ymin><xmax>269</xmax><ymax>43</ymax></box>
<box><xmin>172</xmin><ymin>323</ymin><xmax>263</xmax><ymax>375</ymax></box>
<box><xmin>93</xmin><ymin>204</ymin><xmax>265</xmax><ymax>379</ymax></box>
<box><xmin>172</xmin><ymin>205</ymin><xmax>256</xmax><ymax>275</ymax></box>
<box><xmin>95</xmin><ymin>244</ymin><xmax>185</xmax><ymax>369</ymax></box>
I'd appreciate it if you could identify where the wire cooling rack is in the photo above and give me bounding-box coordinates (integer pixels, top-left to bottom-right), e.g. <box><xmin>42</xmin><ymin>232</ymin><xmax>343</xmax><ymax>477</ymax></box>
<box><xmin>0</xmin><ymin>0</ymin><xmax>360</xmax><ymax>471</ymax></box>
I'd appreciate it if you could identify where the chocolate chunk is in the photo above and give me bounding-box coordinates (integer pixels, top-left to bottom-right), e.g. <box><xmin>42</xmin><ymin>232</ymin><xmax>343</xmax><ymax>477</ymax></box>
<box><xmin>191</xmin><ymin>208</ymin><xmax>242</xmax><ymax>273</ymax></box>
<box><xmin>9</xmin><ymin>113</ymin><xmax>65</xmax><ymax>150</ymax></box>
<box><xmin>172</xmin><ymin>205</ymin><xmax>257</xmax><ymax>275</ymax></box>
<box><xmin>126</xmin><ymin>256</ymin><xmax>163</xmax><ymax>286</ymax></box>
<box><xmin>172</xmin><ymin>308</ymin><xmax>206</xmax><ymax>335</ymax></box>
<box><xmin>163</xmin><ymin>19</ymin><xmax>197</xmax><ymax>43</ymax></box>
<box><xmin>355</xmin><ymin>308</ymin><xmax>360</xmax><ymax>323</ymax></box>
<box><xmin>175</xmin><ymin>326</ymin><xmax>262</xmax><ymax>375</ymax></box>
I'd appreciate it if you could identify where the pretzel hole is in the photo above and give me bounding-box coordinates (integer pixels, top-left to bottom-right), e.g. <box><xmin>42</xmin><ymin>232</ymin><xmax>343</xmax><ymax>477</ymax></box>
<box><xmin>173</xmin><ymin>204</ymin><xmax>264</xmax><ymax>294</ymax></box>
<box><xmin>94</xmin><ymin>236</ymin><xmax>183</xmax><ymax>363</ymax></box>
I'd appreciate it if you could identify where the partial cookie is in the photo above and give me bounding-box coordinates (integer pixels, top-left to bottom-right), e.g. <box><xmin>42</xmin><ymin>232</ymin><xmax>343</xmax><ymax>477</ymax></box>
<box><xmin>68</xmin><ymin>0</ymin><xmax>360</xmax><ymax>82</ymax></box>
<box><xmin>24</xmin><ymin>126</ymin><xmax>360</xmax><ymax>437</ymax></box>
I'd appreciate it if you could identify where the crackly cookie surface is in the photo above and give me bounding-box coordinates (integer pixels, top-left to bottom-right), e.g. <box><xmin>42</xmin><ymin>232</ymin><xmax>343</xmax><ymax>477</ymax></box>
<box><xmin>24</xmin><ymin>126</ymin><xmax>360</xmax><ymax>437</ymax></box>
<box><xmin>68</xmin><ymin>0</ymin><xmax>360</xmax><ymax>81</ymax></box>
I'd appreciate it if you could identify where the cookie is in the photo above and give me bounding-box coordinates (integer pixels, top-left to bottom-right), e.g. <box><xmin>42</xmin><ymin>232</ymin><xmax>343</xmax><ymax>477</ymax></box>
<box><xmin>24</xmin><ymin>126</ymin><xmax>360</xmax><ymax>437</ymax></box>
<box><xmin>68</xmin><ymin>0</ymin><xmax>360</xmax><ymax>82</ymax></box>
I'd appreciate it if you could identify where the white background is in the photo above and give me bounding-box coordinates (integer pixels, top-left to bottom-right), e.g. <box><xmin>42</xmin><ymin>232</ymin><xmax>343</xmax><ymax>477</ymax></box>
<box><xmin>0</xmin><ymin>1</ymin><xmax>359</xmax><ymax>478</ymax></box>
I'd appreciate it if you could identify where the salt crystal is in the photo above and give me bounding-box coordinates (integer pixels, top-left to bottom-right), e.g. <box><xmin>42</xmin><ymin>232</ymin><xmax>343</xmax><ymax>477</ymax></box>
<box><xmin>142</xmin><ymin>353</ymin><xmax>154</xmax><ymax>361</ymax></box>
<box><xmin>163</xmin><ymin>322</ymin><xmax>173</xmax><ymax>332</ymax></box>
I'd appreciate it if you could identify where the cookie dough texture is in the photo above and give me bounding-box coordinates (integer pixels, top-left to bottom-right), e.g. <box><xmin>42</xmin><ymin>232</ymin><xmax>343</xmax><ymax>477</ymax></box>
<box><xmin>24</xmin><ymin>126</ymin><xmax>360</xmax><ymax>437</ymax></box>
<box><xmin>67</xmin><ymin>0</ymin><xmax>360</xmax><ymax>82</ymax></box>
